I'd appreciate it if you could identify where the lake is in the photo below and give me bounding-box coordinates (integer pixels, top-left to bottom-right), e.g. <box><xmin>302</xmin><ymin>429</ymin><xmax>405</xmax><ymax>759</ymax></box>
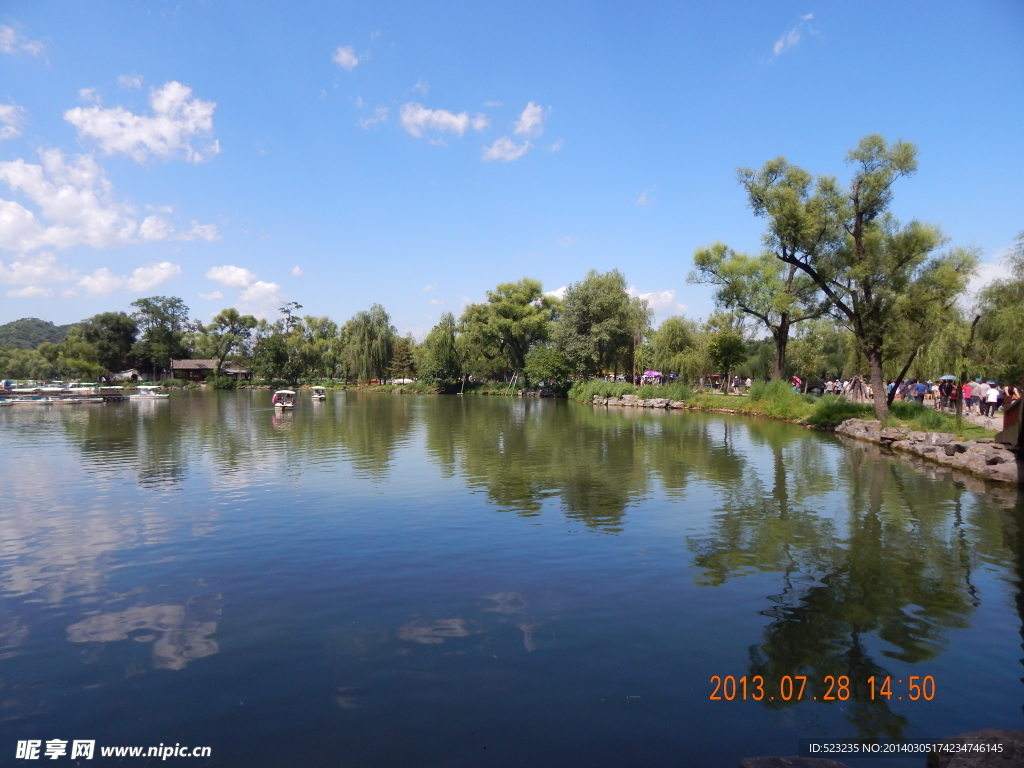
<box><xmin>1</xmin><ymin>392</ymin><xmax>1022</xmax><ymax>766</ymax></box>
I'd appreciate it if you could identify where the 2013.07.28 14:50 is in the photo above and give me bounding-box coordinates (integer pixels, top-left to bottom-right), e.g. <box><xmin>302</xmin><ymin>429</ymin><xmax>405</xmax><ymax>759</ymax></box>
<box><xmin>709</xmin><ymin>675</ymin><xmax>936</xmax><ymax>702</ymax></box>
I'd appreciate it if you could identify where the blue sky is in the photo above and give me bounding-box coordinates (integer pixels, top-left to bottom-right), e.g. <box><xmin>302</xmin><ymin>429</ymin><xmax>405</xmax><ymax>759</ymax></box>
<box><xmin>1</xmin><ymin>0</ymin><xmax>1022</xmax><ymax>337</ymax></box>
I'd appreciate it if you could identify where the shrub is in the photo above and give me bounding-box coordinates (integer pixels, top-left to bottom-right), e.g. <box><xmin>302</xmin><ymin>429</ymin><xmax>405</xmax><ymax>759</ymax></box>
<box><xmin>206</xmin><ymin>375</ymin><xmax>237</xmax><ymax>390</ymax></box>
<box><xmin>567</xmin><ymin>379</ymin><xmax>637</xmax><ymax>402</ymax></box>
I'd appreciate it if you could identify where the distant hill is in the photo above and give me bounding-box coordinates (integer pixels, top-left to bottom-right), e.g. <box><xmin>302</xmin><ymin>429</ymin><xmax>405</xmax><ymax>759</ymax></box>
<box><xmin>0</xmin><ymin>318</ymin><xmax>78</xmax><ymax>349</ymax></box>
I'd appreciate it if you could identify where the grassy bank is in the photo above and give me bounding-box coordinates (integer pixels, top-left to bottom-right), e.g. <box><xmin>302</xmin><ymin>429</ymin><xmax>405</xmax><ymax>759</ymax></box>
<box><xmin>570</xmin><ymin>378</ymin><xmax>995</xmax><ymax>439</ymax></box>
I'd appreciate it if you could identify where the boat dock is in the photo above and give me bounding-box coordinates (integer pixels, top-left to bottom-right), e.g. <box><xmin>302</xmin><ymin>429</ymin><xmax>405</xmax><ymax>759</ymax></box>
<box><xmin>0</xmin><ymin>387</ymin><xmax>131</xmax><ymax>403</ymax></box>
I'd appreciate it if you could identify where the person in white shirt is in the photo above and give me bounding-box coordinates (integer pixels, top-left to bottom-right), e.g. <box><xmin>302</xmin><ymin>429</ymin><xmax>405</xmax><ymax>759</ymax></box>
<box><xmin>977</xmin><ymin>380</ymin><xmax>990</xmax><ymax>416</ymax></box>
<box><xmin>986</xmin><ymin>383</ymin><xmax>1001</xmax><ymax>416</ymax></box>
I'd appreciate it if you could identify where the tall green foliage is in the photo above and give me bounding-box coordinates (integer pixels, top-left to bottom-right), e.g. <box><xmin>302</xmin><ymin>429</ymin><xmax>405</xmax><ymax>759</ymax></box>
<box><xmin>551</xmin><ymin>269</ymin><xmax>638</xmax><ymax>376</ymax></box>
<box><xmin>130</xmin><ymin>296</ymin><xmax>192</xmax><ymax>376</ymax></box>
<box><xmin>459</xmin><ymin>278</ymin><xmax>558</xmax><ymax>376</ymax></box>
<box><xmin>79</xmin><ymin>312</ymin><xmax>138</xmax><ymax>373</ymax></box>
<box><xmin>975</xmin><ymin>230</ymin><xmax>1024</xmax><ymax>384</ymax></box>
<box><xmin>349</xmin><ymin>304</ymin><xmax>396</xmax><ymax>383</ymax></box>
<box><xmin>740</xmin><ymin>135</ymin><xmax>977</xmax><ymax>418</ymax></box>
<box><xmin>689</xmin><ymin>243</ymin><xmax>825</xmax><ymax>379</ymax></box>
<box><xmin>420</xmin><ymin>312</ymin><xmax>461</xmax><ymax>382</ymax></box>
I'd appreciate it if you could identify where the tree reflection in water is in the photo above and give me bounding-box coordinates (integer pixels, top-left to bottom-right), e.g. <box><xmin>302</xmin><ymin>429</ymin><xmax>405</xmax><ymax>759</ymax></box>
<box><xmin>689</xmin><ymin>425</ymin><xmax>1017</xmax><ymax>739</ymax></box>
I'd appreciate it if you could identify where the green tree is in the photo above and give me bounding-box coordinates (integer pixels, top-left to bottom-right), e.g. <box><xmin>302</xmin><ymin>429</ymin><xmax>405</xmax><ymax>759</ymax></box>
<box><xmin>349</xmin><ymin>303</ymin><xmax>396</xmax><ymax>383</ymax></box>
<box><xmin>788</xmin><ymin>319</ymin><xmax>837</xmax><ymax>391</ymax></box>
<box><xmin>459</xmin><ymin>278</ymin><xmax>559</xmax><ymax>380</ymax></box>
<box><xmin>192</xmin><ymin>308</ymin><xmax>258</xmax><ymax>375</ymax></box>
<box><xmin>649</xmin><ymin>316</ymin><xmax>712</xmax><ymax>384</ymax></box>
<box><xmin>250</xmin><ymin>320</ymin><xmax>289</xmax><ymax>381</ymax></box>
<box><xmin>740</xmin><ymin>135</ymin><xmax>977</xmax><ymax>418</ymax></box>
<box><xmin>419</xmin><ymin>313</ymin><xmax>461</xmax><ymax>383</ymax></box>
<box><xmin>708</xmin><ymin>331</ymin><xmax>746</xmax><ymax>390</ymax></box>
<box><xmin>389</xmin><ymin>334</ymin><xmax>418</xmax><ymax>380</ymax></box>
<box><xmin>0</xmin><ymin>347</ymin><xmax>56</xmax><ymax>379</ymax></box>
<box><xmin>523</xmin><ymin>343</ymin><xmax>572</xmax><ymax>385</ymax></box>
<box><xmin>974</xmin><ymin>230</ymin><xmax>1024</xmax><ymax>385</ymax></box>
<box><xmin>130</xmin><ymin>296</ymin><xmax>192</xmax><ymax>377</ymax></box>
<box><xmin>37</xmin><ymin>327</ymin><xmax>104</xmax><ymax>380</ymax></box>
<box><xmin>79</xmin><ymin>312</ymin><xmax>138</xmax><ymax>373</ymax></box>
<box><xmin>689</xmin><ymin>243</ymin><xmax>826</xmax><ymax>379</ymax></box>
<box><xmin>551</xmin><ymin>269</ymin><xmax>635</xmax><ymax>377</ymax></box>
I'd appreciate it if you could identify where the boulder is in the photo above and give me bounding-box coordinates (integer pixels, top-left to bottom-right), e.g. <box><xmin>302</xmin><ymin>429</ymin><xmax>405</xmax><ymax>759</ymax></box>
<box><xmin>943</xmin><ymin>442</ymin><xmax>968</xmax><ymax>456</ymax></box>
<box><xmin>670</xmin><ymin>401</ymin><xmax>686</xmax><ymax>408</ymax></box>
<box><xmin>926</xmin><ymin>432</ymin><xmax>955</xmax><ymax>446</ymax></box>
<box><xmin>607</xmin><ymin>397</ymin><xmax>621</xmax><ymax>406</ymax></box>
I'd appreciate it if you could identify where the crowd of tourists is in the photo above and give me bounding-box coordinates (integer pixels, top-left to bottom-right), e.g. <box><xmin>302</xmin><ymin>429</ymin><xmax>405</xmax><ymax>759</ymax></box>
<box><xmin>888</xmin><ymin>378</ymin><xmax>1020</xmax><ymax>415</ymax></box>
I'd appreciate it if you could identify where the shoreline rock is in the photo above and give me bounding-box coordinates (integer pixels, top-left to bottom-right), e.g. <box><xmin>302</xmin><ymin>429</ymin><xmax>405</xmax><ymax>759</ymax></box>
<box><xmin>835</xmin><ymin>418</ymin><xmax>1022</xmax><ymax>486</ymax></box>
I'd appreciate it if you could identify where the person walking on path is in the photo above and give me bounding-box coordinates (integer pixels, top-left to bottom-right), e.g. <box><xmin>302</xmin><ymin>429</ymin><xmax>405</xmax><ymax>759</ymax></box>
<box><xmin>978</xmin><ymin>380</ymin><xmax>990</xmax><ymax>417</ymax></box>
<box><xmin>986</xmin><ymin>382</ymin><xmax>1000</xmax><ymax>418</ymax></box>
<box><xmin>914</xmin><ymin>380</ymin><xmax>927</xmax><ymax>405</ymax></box>
<box><xmin>962</xmin><ymin>381</ymin><xmax>973</xmax><ymax>414</ymax></box>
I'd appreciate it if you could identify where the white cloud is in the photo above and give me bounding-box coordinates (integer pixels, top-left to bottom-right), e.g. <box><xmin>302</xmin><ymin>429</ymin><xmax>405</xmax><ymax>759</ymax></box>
<box><xmin>199</xmin><ymin>290</ymin><xmax>223</xmax><ymax>300</ymax></box>
<box><xmin>400</xmin><ymin>102</ymin><xmax>489</xmax><ymax>138</ymax></box>
<box><xmin>0</xmin><ymin>149</ymin><xmax>218</xmax><ymax>251</ymax></box>
<box><xmin>118</xmin><ymin>73</ymin><xmax>144</xmax><ymax>90</ymax></box>
<box><xmin>291</xmin><ymin>266</ymin><xmax>304</xmax><ymax>277</ymax></box>
<box><xmin>180</xmin><ymin>220</ymin><xmax>220</xmax><ymax>241</ymax></box>
<box><xmin>773</xmin><ymin>14</ymin><xmax>814</xmax><ymax>57</ymax></box>
<box><xmin>545</xmin><ymin>139</ymin><xmax>563</xmax><ymax>152</ymax></box>
<box><xmin>354</xmin><ymin>96</ymin><xmax>365</xmax><ymax>108</ymax></box>
<box><xmin>413</xmin><ymin>79</ymin><xmax>430</xmax><ymax>95</ymax></box>
<box><xmin>236</xmin><ymin>280</ymin><xmax>282</xmax><ymax>318</ymax></box>
<box><xmin>482</xmin><ymin>136</ymin><xmax>530</xmax><ymax>162</ymax></box>
<box><xmin>360</xmin><ymin>106</ymin><xmax>388</xmax><ymax>128</ymax></box>
<box><xmin>64</xmin><ymin>81</ymin><xmax>220</xmax><ymax>163</ymax></box>
<box><xmin>544</xmin><ymin>286</ymin><xmax>567</xmax><ymax>300</ymax></box>
<box><xmin>332</xmin><ymin>46</ymin><xmax>359</xmax><ymax>71</ymax></box>
<box><xmin>423</xmin><ymin>284</ymin><xmax>439</xmax><ymax>291</ymax></box>
<box><xmin>140</xmin><ymin>215</ymin><xmax>174</xmax><ymax>241</ymax></box>
<box><xmin>0</xmin><ymin>103</ymin><xmax>28</xmax><ymax>141</ymax></box>
<box><xmin>627</xmin><ymin>285</ymin><xmax>687</xmax><ymax>316</ymax></box>
<box><xmin>557</xmin><ymin>236</ymin><xmax>577</xmax><ymax>248</ymax></box>
<box><xmin>967</xmin><ymin>256</ymin><xmax>1013</xmax><ymax>300</ymax></box>
<box><xmin>7</xmin><ymin>285</ymin><xmax>52</xmax><ymax>298</ymax></box>
<box><xmin>78</xmin><ymin>88</ymin><xmax>101</xmax><ymax>104</ymax></box>
<box><xmin>129</xmin><ymin>261</ymin><xmax>182</xmax><ymax>291</ymax></box>
<box><xmin>514</xmin><ymin>102</ymin><xmax>545</xmax><ymax>137</ymax></box>
<box><xmin>0</xmin><ymin>26</ymin><xmax>44</xmax><ymax>57</ymax></box>
<box><xmin>0</xmin><ymin>252</ymin><xmax>76</xmax><ymax>285</ymax></box>
<box><xmin>79</xmin><ymin>261</ymin><xmax>181</xmax><ymax>295</ymax></box>
<box><xmin>636</xmin><ymin>189</ymin><xmax>653</xmax><ymax>205</ymax></box>
<box><xmin>773</xmin><ymin>28</ymin><xmax>802</xmax><ymax>56</ymax></box>
<box><xmin>483</xmin><ymin>101</ymin><xmax>503</xmax><ymax>107</ymax></box>
<box><xmin>206</xmin><ymin>265</ymin><xmax>256</xmax><ymax>288</ymax></box>
<box><xmin>429</xmin><ymin>299</ymin><xmax>444</xmax><ymax>305</ymax></box>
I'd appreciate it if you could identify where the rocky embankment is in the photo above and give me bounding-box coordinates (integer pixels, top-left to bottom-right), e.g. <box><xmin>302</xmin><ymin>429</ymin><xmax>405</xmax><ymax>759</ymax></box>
<box><xmin>836</xmin><ymin>418</ymin><xmax>1022</xmax><ymax>486</ymax></box>
<box><xmin>589</xmin><ymin>394</ymin><xmax>686</xmax><ymax>409</ymax></box>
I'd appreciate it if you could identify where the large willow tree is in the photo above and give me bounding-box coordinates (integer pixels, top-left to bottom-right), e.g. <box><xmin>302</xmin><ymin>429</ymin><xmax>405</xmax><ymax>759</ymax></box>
<box><xmin>349</xmin><ymin>303</ymin><xmax>396</xmax><ymax>383</ymax></box>
<box><xmin>740</xmin><ymin>135</ymin><xmax>976</xmax><ymax>419</ymax></box>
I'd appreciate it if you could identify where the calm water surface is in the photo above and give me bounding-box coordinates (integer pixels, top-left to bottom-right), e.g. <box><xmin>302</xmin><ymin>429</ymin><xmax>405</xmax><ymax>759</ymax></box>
<box><xmin>1</xmin><ymin>392</ymin><xmax>1022</xmax><ymax>766</ymax></box>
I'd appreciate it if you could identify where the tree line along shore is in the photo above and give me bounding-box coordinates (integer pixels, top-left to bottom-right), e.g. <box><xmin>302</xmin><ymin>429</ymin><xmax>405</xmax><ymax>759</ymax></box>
<box><xmin>2</xmin><ymin>135</ymin><xmax>1021</xmax><ymax>429</ymax></box>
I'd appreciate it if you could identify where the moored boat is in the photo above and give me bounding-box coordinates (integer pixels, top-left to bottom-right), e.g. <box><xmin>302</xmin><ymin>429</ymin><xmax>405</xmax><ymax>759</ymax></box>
<box><xmin>130</xmin><ymin>385</ymin><xmax>170</xmax><ymax>400</ymax></box>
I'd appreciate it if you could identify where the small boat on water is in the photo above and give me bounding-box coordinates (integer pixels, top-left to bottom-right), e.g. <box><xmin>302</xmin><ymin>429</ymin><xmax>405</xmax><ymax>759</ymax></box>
<box><xmin>272</xmin><ymin>390</ymin><xmax>296</xmax><ymax>409</ymax></box>
<box><xmin>310</xmin><ymin>386</ymin><xmax>327</xmax><ymax>401</ymax></box>
<box><xmin>130</xmin><ymin>385</ymin><xmax>170</xmax><ymax>400</ymax></box>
